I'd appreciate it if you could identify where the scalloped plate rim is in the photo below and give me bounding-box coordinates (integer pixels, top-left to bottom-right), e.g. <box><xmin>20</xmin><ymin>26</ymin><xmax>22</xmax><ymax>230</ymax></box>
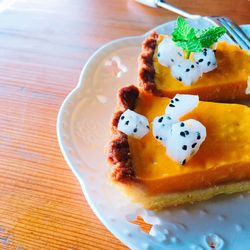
<box><xmin>57</xmin><ymin>21</ymin><xmax>250</xmax><ymax>250</ymax></box>
<box><xmin>56</xmin><ymin>21</ymin><xmax>172</xmax><ymax>250</ymax></box>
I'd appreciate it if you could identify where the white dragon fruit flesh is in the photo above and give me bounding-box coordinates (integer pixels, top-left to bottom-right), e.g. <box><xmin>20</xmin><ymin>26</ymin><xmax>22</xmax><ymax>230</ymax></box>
<box><xmin>171</xmin><ymin>59</ymin><xmax>202</xmax><ymax>85</ymax></box>
<box><xmin>166</xmin><ymin>119</ymin><xmax>206</xmax><ymax>165</ymax></box>
<box><xmin>165</xmin><ymin>94</ymin><xmax>199</xmax><ymax>120</ymax></box>
<box><xmin>157</xmin><ymin>37</ymin><xmax>184</xmax><ymax>67</ymax></box>
<box><xmin>193</xmin><ymin>48</ymin><xmax>217</xmax><ymax>73</ymax></box>
<box><xmin>117</xmin><ymin>109</ymin><xmax>149</xmax><ymax>139</ymax></box>
<box><xmin>152</xmin><ymin>114</ymin><xmax>178</xmax><ymax>145</ymax></box>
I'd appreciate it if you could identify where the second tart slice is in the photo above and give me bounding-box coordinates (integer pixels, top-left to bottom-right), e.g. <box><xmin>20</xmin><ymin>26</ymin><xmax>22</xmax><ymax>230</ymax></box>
<box><xmin>139</xmin><ymin>32</ymin><xmax>250</xmax><ymax>101</ymax></box>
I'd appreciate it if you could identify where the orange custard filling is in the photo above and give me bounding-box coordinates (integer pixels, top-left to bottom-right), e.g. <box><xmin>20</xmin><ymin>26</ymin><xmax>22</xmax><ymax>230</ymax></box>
<box><xmin>128</xmin><ymin>93</ymin><xmax>250</xmax><ymax>194</ymax></box>
<box><xmin>154</xmin><ymin>35</ymin><xmax>250</xmax><ymax>101</ymax></box>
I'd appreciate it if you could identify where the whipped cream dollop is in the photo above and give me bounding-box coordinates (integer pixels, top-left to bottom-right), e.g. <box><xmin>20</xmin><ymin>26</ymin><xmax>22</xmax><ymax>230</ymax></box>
<box><xmin>117</xmin><ymin>109</ymin><xmax>149</xmax><ymax>139</ymax></box>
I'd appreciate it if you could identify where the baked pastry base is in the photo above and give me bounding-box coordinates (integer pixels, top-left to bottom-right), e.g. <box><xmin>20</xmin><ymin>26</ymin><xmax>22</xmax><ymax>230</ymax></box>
<box><xmin>118</xmin><ymin>181</ymin><xmax>250</xmax><ymax>210</ymax></box>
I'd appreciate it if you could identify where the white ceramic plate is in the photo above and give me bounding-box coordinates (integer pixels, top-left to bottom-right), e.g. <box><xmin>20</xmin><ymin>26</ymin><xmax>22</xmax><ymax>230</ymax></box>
<box><xmin>57</xmin><ymin>18</ymin><xmax>250</xmax><ymax>250</ymax></box>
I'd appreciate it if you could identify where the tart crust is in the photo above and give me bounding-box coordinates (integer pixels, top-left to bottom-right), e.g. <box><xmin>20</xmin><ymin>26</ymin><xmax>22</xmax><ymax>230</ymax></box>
<box><xmin>138</xmin><ymin>32</ymin><xmax>159</xmax><ymax>95</ymax></box>
<box><xmin>122</xmin><ymin>180</ymin><xmax>250</xmax><ymax>210</ymax></box>
<box><xmin>107</xmin><ymin>85</ymin><xmax>139</xmax><ymax>182</ymax></box>
<box><xmin>107</xmin><ymin>85</ymin><xmax>250</xmax><ymax>210</ymax></box>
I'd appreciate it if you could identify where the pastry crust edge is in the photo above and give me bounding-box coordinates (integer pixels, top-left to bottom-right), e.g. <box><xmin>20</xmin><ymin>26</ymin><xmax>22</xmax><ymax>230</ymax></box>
<box><xmin>119</xmin><ymin>180</ymin><xmax>250</xmax><ymax>210</ymax></box>
<box><xmin>106</xmin><ymin>85</ymin><xmax>139</xmax><ymax>183</ymax></box>
<box><xmin>138</xmin><ymin>32</ymin><xmax>163</xmax><ymax>96</ymax></box>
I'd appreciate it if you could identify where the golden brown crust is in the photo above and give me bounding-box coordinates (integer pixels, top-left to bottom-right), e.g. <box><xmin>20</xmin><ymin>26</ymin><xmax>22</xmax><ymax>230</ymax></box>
<box><xmin>111</xmin><ymin>110</ymin><xmax>123</xmax><ymax>128</ymax></box>
<box><xmin>138</xmin><ymin>32</ymin><xmax>162</xmax><ymax>95</ymax></box>
<box><xmin>107</xmin><ymin>132</ymin><xmax>134</xmax><ymax>181</ymax></box>
<box><xmin>107</xmin><ymin>85</ymin><xmax>139</xmax><ymax>183</ymax></box>
<box><xmin>119</xmin><ymin>180</ymin><xmax>250</xmax><ymax>210</ymax></box>
<box><xmin>118</xmin><ymin>85</ymin><xmax>139</xmax><ymax>111</ymax></box>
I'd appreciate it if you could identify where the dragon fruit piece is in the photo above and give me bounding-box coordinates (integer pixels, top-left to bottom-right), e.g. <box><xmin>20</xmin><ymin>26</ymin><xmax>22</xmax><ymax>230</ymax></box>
<box><xmin>171</xmin><ymin>59</ymin><xmax>202</xmax><ymax>85</ymax></box>
<box><xmin>157</xmin><ymin>37</ymin><xmax>184</xmax><ymax>68</ymax></box>
<box><xmin>193</xmin><ymin>48</ymin><xmax>217</xmax><ymax>73</ymax></box>
<box><xmin>166</xmin><ymin>119</ymin><xmax>206</xmax><ymax>165</ymax></box>
<box><xmin>165</xmin><ymin>94</ymin><xmax>199</xmax><ymax>120</ymax></box>
<box><xmin>117</xmin><ymin>109</ymin><xmax>149</xmax><ymax>139</ymax></box>
<box><xmin>152</xmin><ymin>114</ymin><xmax>178</xmax><ymax>145</ymax></box>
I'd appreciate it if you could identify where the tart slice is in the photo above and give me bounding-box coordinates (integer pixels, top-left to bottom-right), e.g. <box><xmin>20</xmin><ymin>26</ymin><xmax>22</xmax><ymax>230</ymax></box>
<box><xmin>107</xmin><ymin>85</ymin><xmax>250</xmax><ymax>210</ymax></box>
<box><xmin>139</xmin><ymin>21</ymin><xmax>250</xmax><ymax>101</ymax></box>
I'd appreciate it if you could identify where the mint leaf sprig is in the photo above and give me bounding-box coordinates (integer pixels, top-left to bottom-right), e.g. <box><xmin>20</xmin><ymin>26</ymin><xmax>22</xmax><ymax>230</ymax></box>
<box><xmin>172</xmin><ymin>17</ymin><xmax>226</xmax><ymax>58</ymax></box>
<box><xmin>196</xmin><ymin>26</ymin><xmax>227</xmax><ymax>48</ymax></box>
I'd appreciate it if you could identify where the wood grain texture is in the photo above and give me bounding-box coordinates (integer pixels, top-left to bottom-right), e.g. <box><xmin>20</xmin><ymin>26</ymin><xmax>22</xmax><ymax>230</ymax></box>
<box><xmin>0</xmin><ymin>0</ymin><xmax>249</xmax><ymax>249</ymax></box>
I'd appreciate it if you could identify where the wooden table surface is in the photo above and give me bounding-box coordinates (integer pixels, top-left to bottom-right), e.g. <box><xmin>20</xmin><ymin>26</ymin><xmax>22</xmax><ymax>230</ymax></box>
<box><xmin>0</xmin><ymin>0</ymin><xmax>249</xmax><ymax>249</ymax></box>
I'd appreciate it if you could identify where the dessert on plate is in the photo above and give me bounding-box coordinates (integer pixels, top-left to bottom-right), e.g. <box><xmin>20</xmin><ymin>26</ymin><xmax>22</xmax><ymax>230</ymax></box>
<box><xmin>107</xmin><ymin>85</ymin><xmax>250</xmax><ymax>210</ymax></box>
<box><xmin>106</xmin><ymin>17</ymin><xmax>250</xmax><ymax>210</ymax></box>
<box><xmin>139</xmin><ymin>17</ymin><xmax>250</xmax><ymax>101</ymax></box>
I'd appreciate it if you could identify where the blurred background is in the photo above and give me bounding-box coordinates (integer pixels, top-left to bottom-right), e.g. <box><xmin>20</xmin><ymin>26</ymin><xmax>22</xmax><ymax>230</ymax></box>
<box><xmin>0</xmin><ymin>0</ymin><xmax>249</xmax><ymax>249</ymax></box>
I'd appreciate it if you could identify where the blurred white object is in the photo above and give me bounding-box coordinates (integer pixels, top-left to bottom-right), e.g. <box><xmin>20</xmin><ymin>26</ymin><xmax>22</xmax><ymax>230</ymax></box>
<box><xmin>135</xmin><ymin>0</ymin><xmax>250</xmax><ymax>50</ymax></box>
<box><xmin>0</xmin><ymin>0</ymin><xmax>16</xmax><ymax>13</ymax></box>
<box><xmin>136</xmin><ymin>0</ymin><xmax>157</xmax><ymax>8</ymax></box>
<box><xmin>136</xmin><ymin>0</ymin><xmax>199</xmax><ymax>18</ymax></box>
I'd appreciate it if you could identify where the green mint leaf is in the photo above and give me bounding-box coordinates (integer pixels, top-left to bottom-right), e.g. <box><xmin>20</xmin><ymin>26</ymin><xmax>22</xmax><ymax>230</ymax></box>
<box><xmin>172</xmin><ymin>16</ymin><xmax>196</xmax><ymax>42</ymax></box>
<box><xmin>194</xmin><ymin>28</ymin><xmax>203</xmax><ymax>37</ymax></box>
<box><xmin>171</xmin><ymin>17</ymin><xmax>226</xmax><ymax>58</ymax></box>
<box><xmin>175</xmin><ymin>39</ymin><xmax>203</xmax><ymax>54</ymax></box>
<box><xmin>197</xmin><ymin>26</ymin><xmax>226</xmax><ymax>48</ymax></box>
